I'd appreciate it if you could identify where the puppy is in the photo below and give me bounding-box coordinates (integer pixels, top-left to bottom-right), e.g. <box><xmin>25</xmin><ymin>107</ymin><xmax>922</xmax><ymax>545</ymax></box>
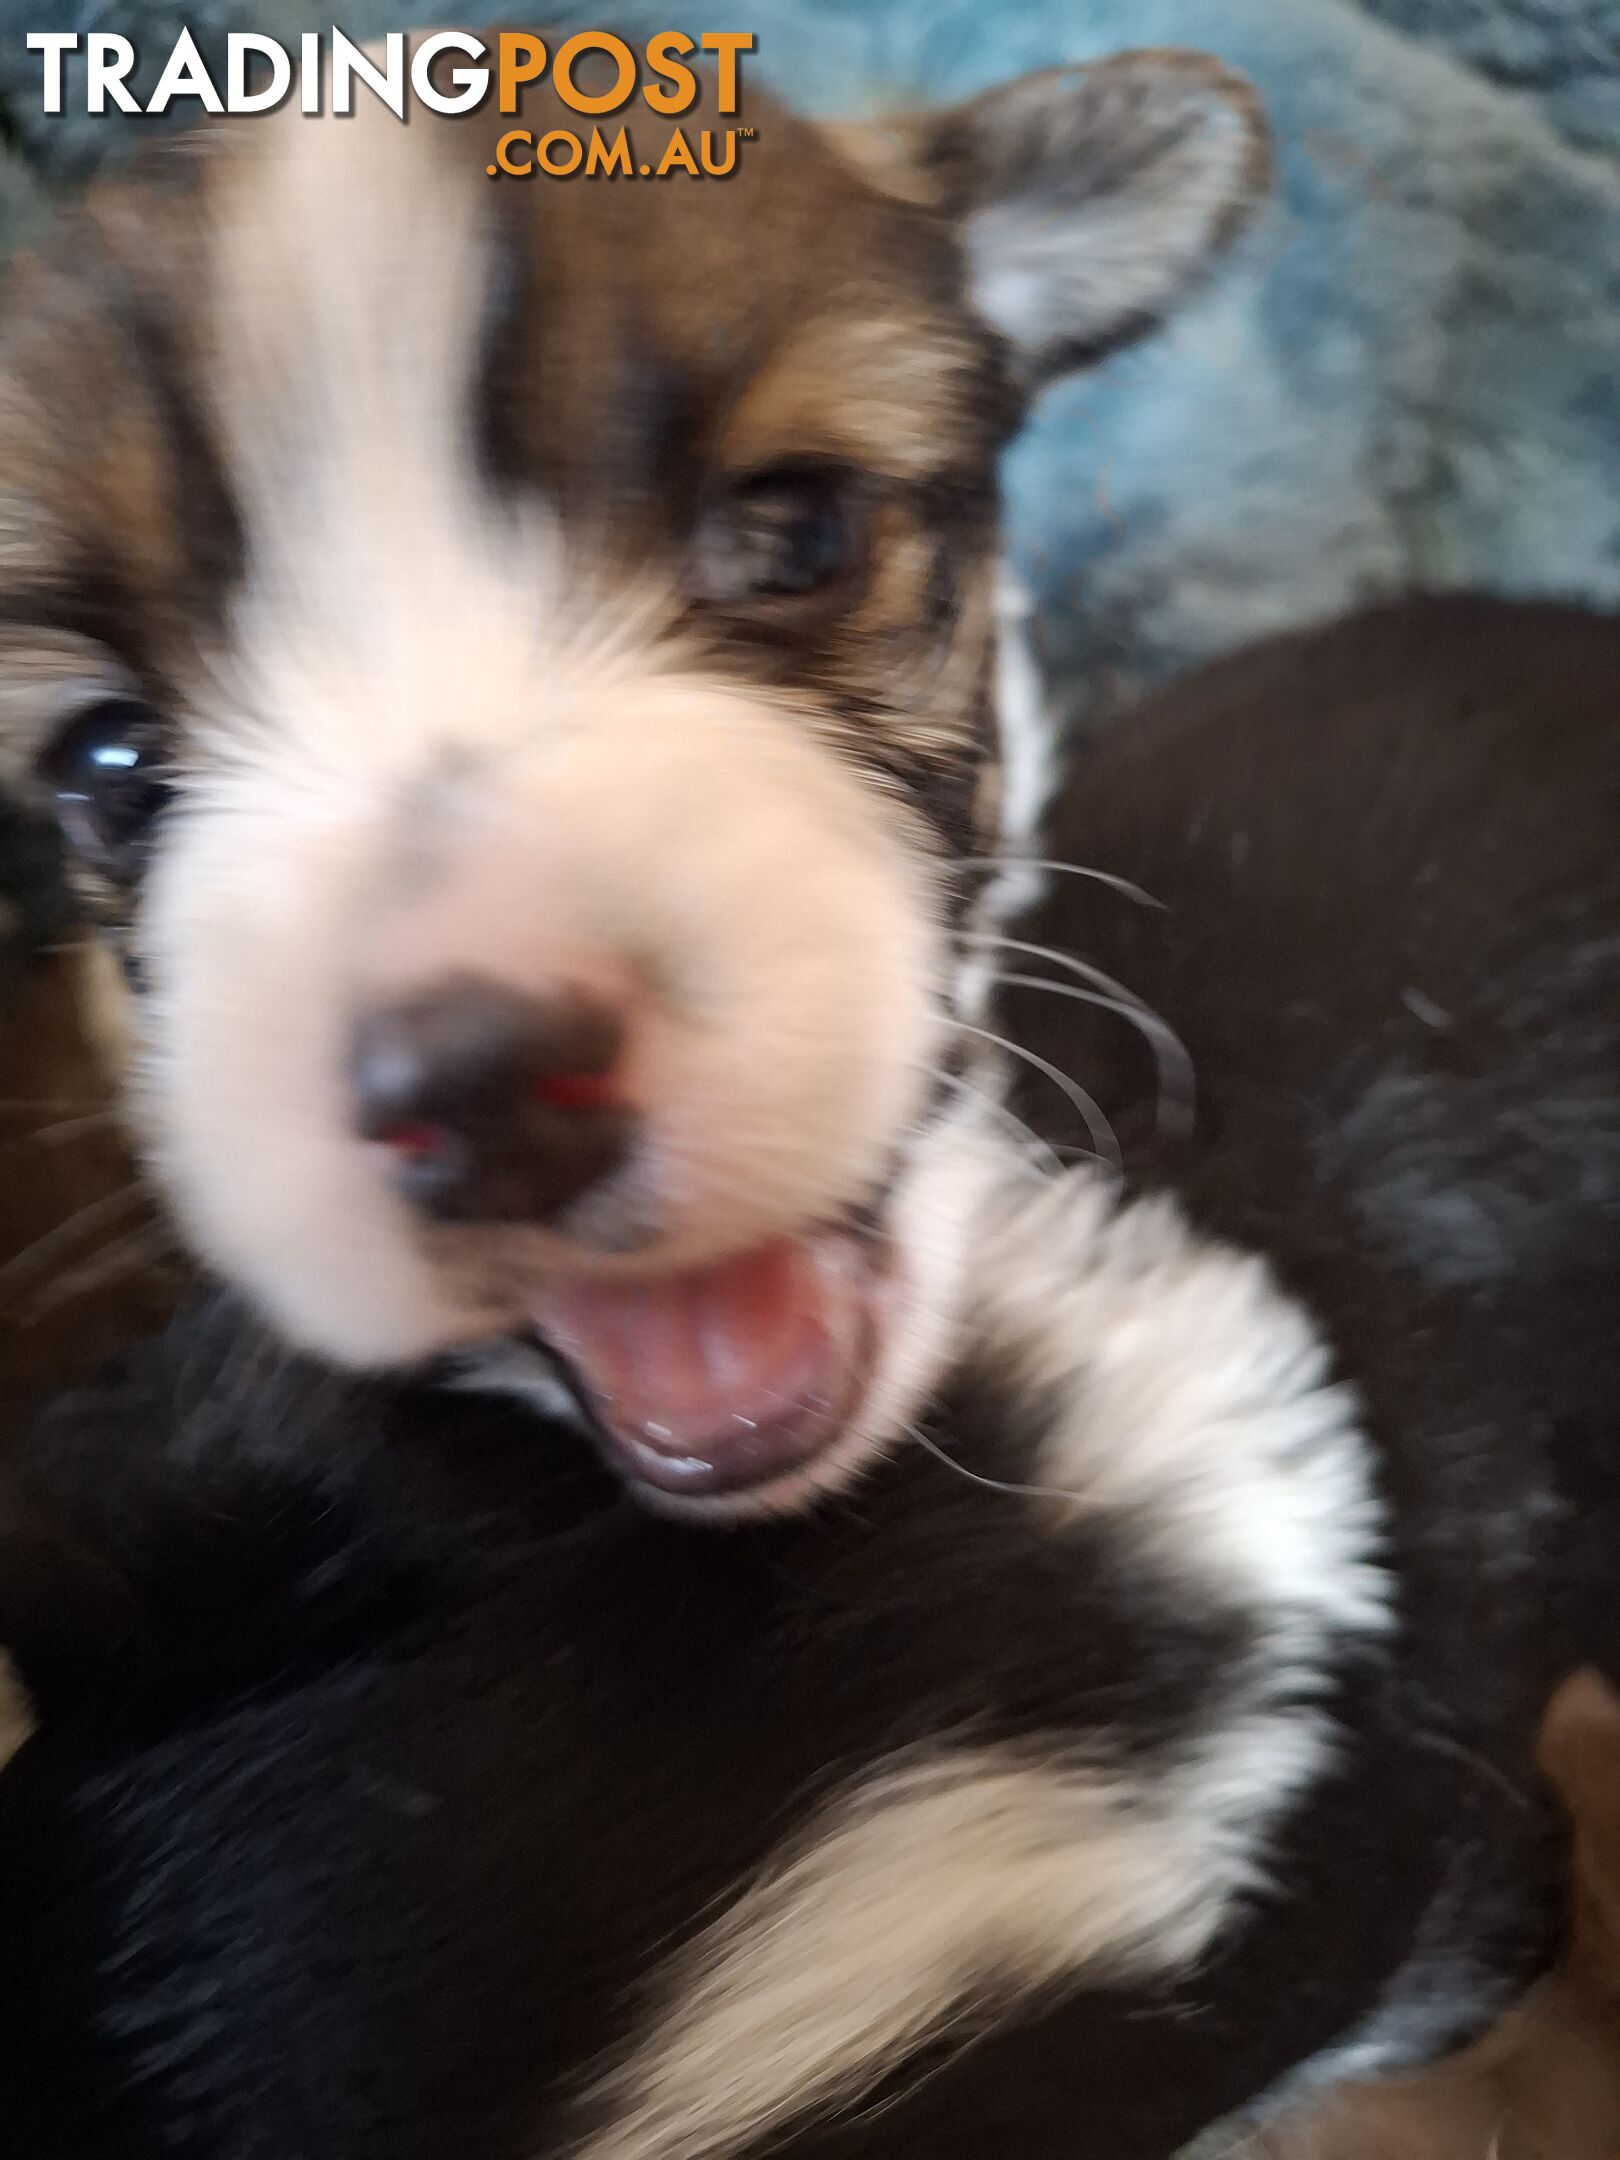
<box><xmin>0</xmin><ymin>40</ymin><xmax>1267</xmax><ymax>1510</ymax></box>
<box><xmin>3</xmin><ymin>595</ymin><xmax>1618</xmax><ymax>2160</ymax></box>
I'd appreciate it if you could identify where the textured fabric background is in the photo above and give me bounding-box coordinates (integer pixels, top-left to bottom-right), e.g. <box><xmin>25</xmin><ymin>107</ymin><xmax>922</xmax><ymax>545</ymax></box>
<box><xmin>0</xmin><ymin>0</ymin><xmax>1617</xmax><ymax>981</ymax></box>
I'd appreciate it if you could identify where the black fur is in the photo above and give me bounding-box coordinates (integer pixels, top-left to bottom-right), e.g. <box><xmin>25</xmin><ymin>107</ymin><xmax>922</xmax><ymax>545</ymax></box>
<box><xmin>2</xmin><ymin>595</ymin><xmax>1617</xmax><ymax>2158</ymax></box>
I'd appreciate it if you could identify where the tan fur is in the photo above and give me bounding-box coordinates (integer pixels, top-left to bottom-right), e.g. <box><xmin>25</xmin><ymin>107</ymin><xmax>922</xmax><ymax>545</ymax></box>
<box><xmin>584</xmin><ymin>1747</ymin><xmax>1257</xmax><ymax>2160</ymax></box>
<box><xmin>1213</xmin><ymin>1670</ymin><xmax>1620</xmax><ymax>2160</ymax></box>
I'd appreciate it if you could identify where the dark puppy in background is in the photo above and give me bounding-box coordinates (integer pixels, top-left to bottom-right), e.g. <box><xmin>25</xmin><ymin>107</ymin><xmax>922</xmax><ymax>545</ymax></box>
<box><xmin>3</xmin><ymin>596</ymin><xmax>1619</xmax><ymax>2160</ymax></box>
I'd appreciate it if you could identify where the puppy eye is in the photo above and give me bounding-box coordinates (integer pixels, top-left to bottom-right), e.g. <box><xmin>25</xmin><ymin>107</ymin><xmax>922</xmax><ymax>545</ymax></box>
<box><xmin>39</xmin><ymin>697</ymin><xmax>174</xmax><ymax>880</ymax></box>
<box><xmin>691</xmin><ymin>465</ymin><xmax>865</xmax><ymax>607</ymax></box>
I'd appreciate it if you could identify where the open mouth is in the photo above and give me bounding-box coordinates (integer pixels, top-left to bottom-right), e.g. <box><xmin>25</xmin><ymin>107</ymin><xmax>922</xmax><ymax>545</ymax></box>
<box><xmin>530</xmin><ymin>1225</ymin><xmax>892</xmax><ymax>1505</ymax></box>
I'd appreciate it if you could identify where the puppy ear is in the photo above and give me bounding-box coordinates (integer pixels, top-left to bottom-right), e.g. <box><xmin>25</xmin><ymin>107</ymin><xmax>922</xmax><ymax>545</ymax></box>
<box><xmin>912</xmin><ymin>50</ymin><xmax>1270</xmax><ymax>390</ymax></box>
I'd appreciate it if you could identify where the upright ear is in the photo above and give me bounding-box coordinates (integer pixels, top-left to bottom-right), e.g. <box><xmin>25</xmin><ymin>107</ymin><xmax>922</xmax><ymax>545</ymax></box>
<box><xmin>911</xmin><ymin>50</ymin><xmax>1271</xmax><ymax>391</ymax></box>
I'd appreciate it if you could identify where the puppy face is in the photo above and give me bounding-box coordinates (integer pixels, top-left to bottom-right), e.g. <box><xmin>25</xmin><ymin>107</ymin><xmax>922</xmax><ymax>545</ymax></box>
<box><xmin>0</xmin><ymin>46</ymin><xmax>1266</xmax><ymax>1511</ymax></box>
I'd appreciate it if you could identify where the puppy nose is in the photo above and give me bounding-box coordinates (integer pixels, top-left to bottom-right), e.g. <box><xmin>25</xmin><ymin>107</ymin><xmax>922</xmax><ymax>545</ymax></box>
<box><xmin>349</xmin><ymin>972</ymin><xmax>632</xmax><ymax>1225</ymax></box>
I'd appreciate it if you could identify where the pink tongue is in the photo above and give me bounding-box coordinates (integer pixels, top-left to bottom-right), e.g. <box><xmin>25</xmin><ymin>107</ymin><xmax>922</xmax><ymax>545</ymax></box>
<box><xmin>533</xmin><ymin>1234</ymin><xmax>874</xmax><ymax>1493</ymax></box>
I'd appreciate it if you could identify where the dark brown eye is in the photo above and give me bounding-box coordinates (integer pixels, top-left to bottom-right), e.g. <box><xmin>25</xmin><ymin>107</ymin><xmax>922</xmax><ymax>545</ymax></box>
<box><xmin>691</xmin><ymin>464</ymin><xmax>865</xmax><ymax>607</ymax></box>
<box><xmin>39</xmin><ymin>697</ymin><xmax>174</xmax><ymax>880</ymax></box>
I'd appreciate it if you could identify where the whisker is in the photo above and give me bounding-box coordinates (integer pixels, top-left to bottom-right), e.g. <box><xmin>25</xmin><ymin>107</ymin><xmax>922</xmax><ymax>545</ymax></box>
<box><xmin>902</xmin><ymin>1421</ymin><xmax>1084</xmax><ymax>1508</ymax></box>
<box><xmin>951</xmin><ymin>855</ymin><xmax>1166</xmax><ymax>910</ymax></box>
<box><xmin>971</xmin><ymin>968</ymin><xmax>1196</xmax><ymax>1142</ymax></box>
<box><xmin>953</xmin><ymin>1019</ymin><xmax>1122</xmax><ymax>1178</ymax></box>
<box><xmin>915</xmin><ymin>1057</ymin><xmax>1066</xmax><ymax>1182</ymax></box>
<box><xmin>955</xmin><ymin>930</ymin><xmax>1195</xmax><ymax>1140</ymax></box>
<box><xmin>23</xmin><ymin>1108</ymin><xmax>123</xmax><ymax>1148</ymax></box>
<box><xmin>0</xmin><ymin>1096</ymin><xmax>106</xmax><ymax>1116</ymax></box>
<box><xmin>956</xmin><ymin>928</ymin><xmax>1158</xmax><ymax>1020</ymax></box>
<box><xmin>0</xmin><ymin>1182</ymin><xmax>150</xmax><ymax>1293</ymax></box>
<box><xmin>14</xmin><ymin>1222</ymin><xmax>174</xmax><ymax>1323</ymax></box>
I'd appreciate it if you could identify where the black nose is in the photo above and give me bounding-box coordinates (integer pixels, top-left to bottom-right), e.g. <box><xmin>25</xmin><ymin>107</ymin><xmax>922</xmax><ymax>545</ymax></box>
<box><xmin>349</xmin><ymin>973</ymin><xmax>632</xmax><ymax>1225</ymax></box>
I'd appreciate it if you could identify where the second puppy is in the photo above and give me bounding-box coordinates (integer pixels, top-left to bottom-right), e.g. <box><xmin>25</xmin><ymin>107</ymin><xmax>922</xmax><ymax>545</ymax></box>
<box><xmin>3</xmin><ymin>596</ymin><xmax>1617</xmax><ymax>2160</ymax></box>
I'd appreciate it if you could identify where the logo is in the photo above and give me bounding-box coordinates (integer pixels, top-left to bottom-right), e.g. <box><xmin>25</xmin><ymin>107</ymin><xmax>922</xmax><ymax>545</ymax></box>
<box><xmin>25</xmin><ymin>29</ymin><xmax>758</xmax><ymax>180</ymax></box>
